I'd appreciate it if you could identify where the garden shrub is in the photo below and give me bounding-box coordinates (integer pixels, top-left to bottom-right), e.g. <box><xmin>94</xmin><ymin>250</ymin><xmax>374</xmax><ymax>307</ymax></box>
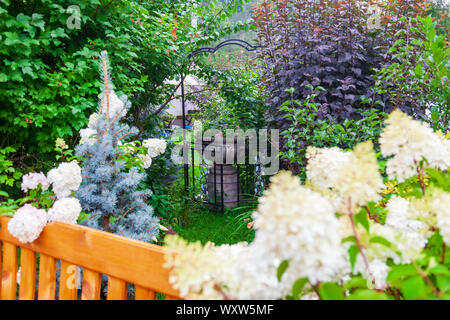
<box><xmin>253</xmin><ymin>0</ymin><xmax>432</xmax><ymax>121</ymax></box>
<box><xmin>252</xmin><ymin>0</ymin><xmax>433</xmax><ymax>167</ymax></box>
<box><xmin>374</xmin><ymin>15</ymin><xmax>449</xmax><ymax>132</ymax></box>
<box><xmin>0</xmin><ymin>0</ymin><xmax>250</xmax><ymax>165</ymax></box>
<box><xmin>279</xmin><ymin>86</ymin><xmax>386</xmax><ymax>177</ymax></box>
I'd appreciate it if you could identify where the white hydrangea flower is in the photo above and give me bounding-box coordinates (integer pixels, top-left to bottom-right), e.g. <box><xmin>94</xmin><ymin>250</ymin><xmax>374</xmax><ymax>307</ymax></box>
<box><xmin>354</xmin><ymin>258</ymin><xmax>389</xmax><ymax>290</ymax></box>
<box><xmin>138</xmin><ymin>154</ymin><xmax>152</xmax><ymax>169</ymax></box>
<box><xmin>47</xmin><ymin>197</ymin><xmax>82</xmax><ymax>224</ymax></box>
<box><xmin>330</xmin><ymin>141</ymin><xmax>384</xmax><ymax>214</ymax></box>
<box><xmin>253</xmin><ymin>171</ymin><xmax>347</xmax><ymax>286</ymax></box>
<box><xmin>369</xmin><ymin>219</ymin><xmax>428</xmax><ymax>264</ymax></box>
<box><xmin>164</xmin><ymin>236</ymin><xmax>231</xmax><ymax>299</ymax></box>
<box><xmin>100</xmin><ymin>91</ymin><xmax>127</xmax><ymax>119</ymax></box>
<box><xmin>21</xmin><ymin>172</ymin><xmax>49</xmax><ymax>193</ymax></box>
<box><xmin>79</xmin><ymin>128</ymin><xmax>96</xmax><ymax>145</ymax></box>
<box><xmin>47</xmin><ymin>161</ymin><xmax>82</xmax><ymax>199</ymax></box>
<box><xmin>87</xmin><ymin>113</ymin><xmax>100</xmax><ymax>129</ymax></box>
<box><xmin>380</xmin><ymin>110</ymin><xmax>450</xmax><ymax>182</ymax></box>
<box><xmin>55</xmin><ymin>138</ymin><xmax>68</xmax><ymax>150</ymax></box>
<box><xmin>432</xmin><ymin>190</ymin><xmax>450</xmax><ymax>245</ymax></box>
<box><xmin>143</xmin><ymin>138</ymin><xmax>167</xmax><ymax>158</ymax></box>
<box><xmin>385</xmin><ymin>196</ymin><xmax>410</xmax><ymax>230</ymax></box>
<box><xmin>8</xmin><ymin>204</ymin><xmax>47</xmax><ymax>243</ymax></box>
<box><xmin>306</xmin><ymin>146</ymin><xmax>351</xmax><ymax>189</ymax></box>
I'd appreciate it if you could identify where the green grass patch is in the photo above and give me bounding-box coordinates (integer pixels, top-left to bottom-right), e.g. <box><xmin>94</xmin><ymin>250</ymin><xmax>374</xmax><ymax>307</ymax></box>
<box><xmin>172</xmin><ymin>205</ymin><xmax>255</xmax><ymax>246</ymax></box>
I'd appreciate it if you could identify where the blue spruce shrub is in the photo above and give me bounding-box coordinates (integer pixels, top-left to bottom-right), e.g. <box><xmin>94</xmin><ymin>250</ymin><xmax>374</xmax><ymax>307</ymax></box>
<box><xmin>75</xmin><ymin>51</ymin><xmax>159</xmax><ymax>243</ymax></box>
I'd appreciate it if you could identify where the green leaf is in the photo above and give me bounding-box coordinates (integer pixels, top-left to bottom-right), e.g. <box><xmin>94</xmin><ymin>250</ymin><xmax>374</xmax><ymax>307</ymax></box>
<box><xmin>348</xmin><ymin>245</ymin><xmax>359</xmax><ymax>272</ymax></box>
<box><xmin>401</xmin><ymin>276</ymin><xmax>425</xmax><ymax>300</ymax></box>
<box><xmin>291</xmin><ymin>278</ymin><xmax>308</xmax><ymax>299</ymax></box>
<box><xmin>341</xmin><ymin>235</ymin><xmax>356</xmax><ymax>244</ymax></box>
<box><xmin>414</xmin><ymin>62</ymin><xmax>424</xmax><ymax>78</ymax></box>
<box><xmin>319</xmin><ymin>282</ymin><xmax>345</xmax><ymax>300</ymax></box>
<box><xmin>436</xmin><ymin>275</ymin><xmax>450</xmax><ymax>293</ymax></box>
<box><xmin>344</xmin><ymin>276</ymin><xmax>368</xmax><ymax>290</ymax></box>
<box><xmin>277</xmin><ymin>259</ymin><xmax>290</xmax><ymax>282</ymax></box>
<box><xmin>387</xmin><ymin>264</ymin><xmax>419</xmax><ymax>286</ymax></box>
<box><xmin>431</xmin><ymin>111</ymin><xmax>440</xmax><ymax>123</ymax></box>
<box><xmin>429</xmin><ymin>265</ymin><xmax>450</xmax><ymax>277</ymax></box>
<box><xmin>0</xmin><ymin>190</ymin><xmax>9</xmax><ymax>197</ymax></box>
<box><xmin>355</xmin><ymin>211</ymin><xmax>369</xmax><ymax>232</ymax></box>
<box><xmin>346</xmin><ymin>289</ymin><xmax>389</xmax><ymax>300</ymax></box>
<box><xmin>369</xmin><ymin>236</ymin><xmax>392</xmax><ymax>248</ymax></box>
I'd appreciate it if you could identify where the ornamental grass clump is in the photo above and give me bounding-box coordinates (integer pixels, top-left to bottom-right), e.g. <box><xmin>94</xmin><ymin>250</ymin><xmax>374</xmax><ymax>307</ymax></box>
<box><xmin>75</xmin><ymin>51</ymin><xmax>161</xmax><ymax>243</ymax></box>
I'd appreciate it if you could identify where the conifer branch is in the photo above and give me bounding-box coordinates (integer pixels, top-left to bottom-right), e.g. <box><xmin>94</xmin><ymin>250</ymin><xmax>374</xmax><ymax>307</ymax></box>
<box><xmin>117</xmin><ymin>130</ymin><xmax>138</xmax><ymax>142</ymax></box>
<box><xmin>111</xmin><ymin>127</ymin><xmax>127</xmax><ymax>139</ymax></box>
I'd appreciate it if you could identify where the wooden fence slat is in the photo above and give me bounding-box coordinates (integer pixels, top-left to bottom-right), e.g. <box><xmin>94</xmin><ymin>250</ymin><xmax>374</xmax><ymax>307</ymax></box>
<box><xmin>81</xmin><ymin>269</ymin><xmax>101</xmax><ymax>300</ymax></box>
<box><xmin>38</xmin><ymin>254</ymin><xmax>56</xmax><ymax>300</ymax></box>
<box><xmin>135</xmin><ymin>285</ymin><xmax>156</xmax><ymax>300</ymax></box>
<box><xmin>18</xmin><ymin>248</ymin><xmax>36</xmax><ymax>300</ymax></box>
<box><xmin>59</xmin><ymin>261</ymin><xmax>78</xmax><ymax>300</ymax></box>
<box><xmin>1</xmin><ymin>242</ymin><xmax>18</xmax><ymax>300</ymax></box>
<box><xmin>107</xmin><ymin>277</ymin><xmax>127</xmax><ymax>300</ymax></box>
<box><xmin>0</xmin><ymin>217</ymin><xmax>179</xmax><ymax>297</ymax></box>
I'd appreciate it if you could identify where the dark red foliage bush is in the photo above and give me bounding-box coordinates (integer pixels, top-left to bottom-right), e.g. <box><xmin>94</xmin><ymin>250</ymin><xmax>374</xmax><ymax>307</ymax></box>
<box><xmin>253</xmin><ymin>0</ymin><xmax>431</xmax><ymax>128</ymax></box>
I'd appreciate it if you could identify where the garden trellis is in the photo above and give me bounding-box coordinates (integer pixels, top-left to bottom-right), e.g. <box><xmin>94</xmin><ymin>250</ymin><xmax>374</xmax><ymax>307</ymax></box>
<box><xmin>180</xmin><ymin>39</ymin><xmax>275</xmax><ymax>213</ymax></box>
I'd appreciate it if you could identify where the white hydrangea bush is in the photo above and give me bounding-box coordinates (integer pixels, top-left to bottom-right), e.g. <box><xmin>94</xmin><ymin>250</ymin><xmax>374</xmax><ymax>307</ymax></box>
<box><xmin>7</xmin><ymin>160</ymin><xmax>83</xmax><ymax>244</ymax></box>
<box><xmin>164</xmin><ymin>110</ymin><xmax>450</xmax><ymax>300</ymax></box>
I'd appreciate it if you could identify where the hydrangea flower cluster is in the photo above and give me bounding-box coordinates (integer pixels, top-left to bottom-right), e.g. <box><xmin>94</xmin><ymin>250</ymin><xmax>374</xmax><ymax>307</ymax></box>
<box><xmin>21</xmin><ymin>172</ymin><xmax>49</xmax><ymax>193</ymax></box>
<box><xmin>306</xmin><ymin>141</ymin><xmax>384</xmax><ymax>214</ymax></box>
<box><xmin>143</xmin><ymin>138</ymin><xmax>167</xmax><ymax>158</ymax></box>
<box><xmin>164</xmin><ymin>110</ymin><xmax>450</xmax><ymax>300</ymax></box>
<box><xmin>379</xmin><ymin>109</ymin><xmax>450</xmax><ymax>182</ymax></box>
<box><xmin>432</xmin><ymin>190</ymin><xmax>450</xmax><ymax>245</ymax></box>
<box><xmin>47</xmin><ymin>161</ymin><xmax>82</xmax><ymax>199</ymax></box>
<box><xmin>8</xmin><ymin>162</ymin><xmax>83</xmax><ymax>243</ymax></box>
<box><xmin>47</xmin><ymin>197</ymin><xmax>83</xmax><ymax>224</ymax></box>
<box><xmin>7</xmin><ymin>204</ymin><xmax>47</xmax><ymax>243</ymax></box>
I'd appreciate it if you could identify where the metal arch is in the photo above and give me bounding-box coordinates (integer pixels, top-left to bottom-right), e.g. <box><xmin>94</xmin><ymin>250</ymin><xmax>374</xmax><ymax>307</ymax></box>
<box><xmin>187</xmin><ymin>38</ymin><xmax>260</xmax><ymax>59</ymax></box>
<box><xmin>181</xmin><ymin>38</ymin><xmax>260</xmax><ymax>194</ymax></box>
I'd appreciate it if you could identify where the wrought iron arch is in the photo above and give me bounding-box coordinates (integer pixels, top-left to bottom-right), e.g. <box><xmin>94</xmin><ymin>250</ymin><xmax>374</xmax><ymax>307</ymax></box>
<box><xmin>180</xmin><ymin>39</ymin><xmax>260</xmax><ymax>193</ymax></box>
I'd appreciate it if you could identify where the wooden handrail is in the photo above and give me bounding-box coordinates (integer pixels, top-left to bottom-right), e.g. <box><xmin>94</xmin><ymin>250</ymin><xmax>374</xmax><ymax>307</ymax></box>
<box><xmin>0</xmin><ymin>216</ymin><xmax>180</xmax><ymax>300</ymax></box>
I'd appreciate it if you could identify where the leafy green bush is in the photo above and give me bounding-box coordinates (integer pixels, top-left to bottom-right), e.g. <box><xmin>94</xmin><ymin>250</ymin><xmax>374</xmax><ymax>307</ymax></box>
<box><xmin>0</xmin><ymin>0</ymin><xmax>249</xmax><ymax>162</ymax></box>
<box><xmin>375</xmin><ymin>15</ymin><xmax>449</xmax><ymax>132</ymax></box>
<box><xmin>192</xmin><ymin>58</ymin><xmax>268</xmax><ymax>133</ymax></box>
<box><xmin>279</xmin><ymin>86</ymin><xmax>386</xmax><ymax>178</ymax></box>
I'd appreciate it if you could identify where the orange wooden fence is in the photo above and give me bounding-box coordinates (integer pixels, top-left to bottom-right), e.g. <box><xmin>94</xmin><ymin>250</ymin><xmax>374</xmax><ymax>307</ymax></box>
<box><xmin>0</xmin><ymin>216</ymin><xmax>181</xmax><ymax>300</ymax></box>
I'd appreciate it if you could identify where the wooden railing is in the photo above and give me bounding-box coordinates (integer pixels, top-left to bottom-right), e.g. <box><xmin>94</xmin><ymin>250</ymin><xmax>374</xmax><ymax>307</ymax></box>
<box><xmin>0</xmin><ymin>216</ymin><xmax>181</xmax><ymax>300</ymax></box>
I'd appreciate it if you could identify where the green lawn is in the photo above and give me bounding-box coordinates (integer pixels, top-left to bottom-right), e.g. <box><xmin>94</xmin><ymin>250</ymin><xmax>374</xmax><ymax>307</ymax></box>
<box><xmin>171</xmin><ymin>205</ymin><xmax>255</xmax><ymax>246</ymax></box>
